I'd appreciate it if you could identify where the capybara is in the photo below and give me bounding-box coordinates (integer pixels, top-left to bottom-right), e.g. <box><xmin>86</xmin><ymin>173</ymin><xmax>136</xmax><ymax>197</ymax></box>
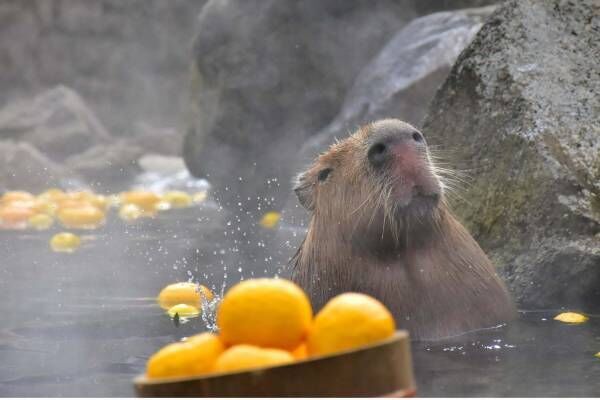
<box><xmin>291</xmin><ymin>119</ymin><xmax>516</xmax><ymax>340</ymax></box>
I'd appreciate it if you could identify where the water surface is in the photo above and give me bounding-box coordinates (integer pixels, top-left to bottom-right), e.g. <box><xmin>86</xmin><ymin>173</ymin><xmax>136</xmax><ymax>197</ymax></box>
<box><xmin>0</xmin><ymin>202</ymin><xmax>598</xmax><ymax>397</ymax></box>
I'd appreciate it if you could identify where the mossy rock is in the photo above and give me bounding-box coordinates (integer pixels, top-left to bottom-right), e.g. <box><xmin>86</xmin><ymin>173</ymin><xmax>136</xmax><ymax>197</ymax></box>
<box><xmin>422</xmin><ymin>0</ymin><xmax>600</xmax><ymax>309</ymax></box>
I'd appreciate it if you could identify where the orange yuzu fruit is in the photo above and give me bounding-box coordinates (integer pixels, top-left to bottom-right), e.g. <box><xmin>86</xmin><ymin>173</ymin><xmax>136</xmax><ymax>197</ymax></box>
<box><xmin>214</xmin><ymin>345</ymin><xmax>294</xmax><ymax>374</ymax></box>
<box><xmin>146</xmin><ymin>333</ymin><xmax>224</xmax><ymax>379</ymax></box>
<box><xmin>307</xmin><ymin>293</ymin><xmax>395</xmax><ymax>356</ymax></box>
<box><xmin>217</xmin><ymin>278</ymin><xmax>312</xmax><ymax>350</ymax></box>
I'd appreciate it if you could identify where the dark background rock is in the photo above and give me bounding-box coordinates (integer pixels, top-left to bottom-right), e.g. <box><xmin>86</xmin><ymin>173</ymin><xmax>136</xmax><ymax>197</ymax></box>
<box><xmin>129</xmin><ymin>123</ymin><xmax>184</xmax><ymax>157</ymax></box>
<box><xmin>0</xmin><ymin>0</ymin><xmax>206</xmax><ymax>135</ymax></box>
<box><xmin>64</xmin><ymin>126</ymin><xmax>185</xmax><ymax>192</ymax></box>
<box><xmin>412</xmin><ymin>0</ymin><xmax>497</xmax><ymax>14</ymax></box>
<box><xmin>65</xmin><ymin>140</ymin><xmax>145</xmax><ymax>192</ymax></box>
<box><xmin>0</xmin><ymin>141</ymin><xmax>83</xmax><ymax>192</ymax></box>
<box><xmin>0</xmin><ymin>86</ymin><xmax>111</xmax><ymax>161</ymax></box>
<box><xmin>420</xmin><ymin>0</ymin><xmax>600</xmax><ymax>310</ymax></box>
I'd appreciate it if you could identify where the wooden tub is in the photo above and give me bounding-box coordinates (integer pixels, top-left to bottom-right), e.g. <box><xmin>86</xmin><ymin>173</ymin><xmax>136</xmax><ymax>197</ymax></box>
<box><xmin>134</xmin><ymin>330</ymin><xmax>415</xmax><ymax>397</ymax></box>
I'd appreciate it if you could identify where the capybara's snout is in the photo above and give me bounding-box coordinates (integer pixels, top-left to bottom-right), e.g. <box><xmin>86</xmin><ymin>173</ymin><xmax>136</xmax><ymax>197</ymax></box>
<box><xmin>365</xmin><ymin>122</ymin><xmax>426</xmax><ymax>170</ymax></box>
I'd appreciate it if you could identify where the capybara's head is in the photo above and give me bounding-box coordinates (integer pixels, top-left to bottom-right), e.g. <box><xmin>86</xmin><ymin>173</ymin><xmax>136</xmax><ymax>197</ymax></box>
<box><xmin>294</xmin><ymin>119</ymin><xmax>443</xmax><ymax>250</ymax></box>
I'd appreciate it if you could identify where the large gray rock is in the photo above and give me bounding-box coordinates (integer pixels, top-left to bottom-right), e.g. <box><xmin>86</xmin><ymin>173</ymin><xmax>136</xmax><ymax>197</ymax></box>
<box><xmin>183</xmin><ymin>0</ymin><xmax>421</xmax><ymax>211</ymax></box>
<box><xmin>130</xmin><ymin>123</ymin><xmax>184</xmax><ymax>157</ymax></box>
<box><xmin>421</xmin><ymin>0</ymin><xmax>600</xmax><ymax>309</ymax></box>
<box><xmin>280</xmin><ymin>7</ymin><xmax>494</xmax><ymax>230</ymax></box>
<box><xmin>0</xmin><ymin>141</ymin><xmax>82</xmax><ymax>192</ymax></box>
<box><xmin>65</xmin><ymin>124</ymin><xmax>185</xmax><ymax>191</ymax></box>
<box><xmin>65</xmin><ymin>140</ymin><xmax>145</xmax><ymax>192</ymax></box>
<box><xmin>0</xmin><ymin>86</ymin><xmax>111</xmax><ymax>161</ymax></box>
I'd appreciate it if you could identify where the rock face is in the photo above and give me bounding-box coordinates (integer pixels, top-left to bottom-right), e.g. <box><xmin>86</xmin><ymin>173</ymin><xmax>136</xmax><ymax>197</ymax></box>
<box><xmin>0</xmin><ymin>86</ymin><xmax>111</xmax><ymax>160</ymax></box>
<box><xmin>0</xmin><ymin>141</ymin><xmax>82</xmax><ymax>192</ymax></box>
<box><xmin>280</xmin><ymin>7</ymin><xmax>494</xmax><ymax>229</ymax></box>
<box><xmin>183</xmin><ymin>0</ymin><xmax>421</xmax><ymax>211</ymax></box>
<box><xmin>0</xmin><ymin>0</ymin><xmax>205</xmax><ymax>134</ymax></box>
<box><xmin>129</xmin><ymin>123</ymin><xmax>184</xmax><ymax>157</ymax></box>
<box><xmin>65</xmin><ymin>140</ymin><xmax>145</xmax><ymax>191</ymax></box>
<box><xmin>0</xmin><ymin>85</ymin><xmax>187</xmax><ymax>192</ymax></box>
<box><xmin>421</xmin><ymin>0</ymin><xmax>600</xmax><ymax>309</ymax></box>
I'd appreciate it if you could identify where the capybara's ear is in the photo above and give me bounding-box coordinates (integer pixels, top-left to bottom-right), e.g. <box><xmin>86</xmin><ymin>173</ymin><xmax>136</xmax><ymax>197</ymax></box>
<box><xmin>293</xmin><ymin>172</ymin><xmax>314</xmax><ymax>211</ymax></box>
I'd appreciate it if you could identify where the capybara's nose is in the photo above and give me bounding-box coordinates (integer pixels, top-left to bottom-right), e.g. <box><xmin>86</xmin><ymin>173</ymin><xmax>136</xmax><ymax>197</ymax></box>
<box><xmin>368</xmin><ymin>141</ymin><xmax>390</xmax><ymax>168</ymax></box>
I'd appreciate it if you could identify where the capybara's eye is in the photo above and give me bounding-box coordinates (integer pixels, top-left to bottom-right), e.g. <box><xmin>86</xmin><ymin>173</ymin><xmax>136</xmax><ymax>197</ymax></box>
<box><xmin>412</xmin><ymin>131</ymin><xmax>424</xmax><ymax>142</ymax></box>
<box><xmin>318</xmin><ymin>168</ymin><xmax>332</xmax><ymax>182</ymax></box>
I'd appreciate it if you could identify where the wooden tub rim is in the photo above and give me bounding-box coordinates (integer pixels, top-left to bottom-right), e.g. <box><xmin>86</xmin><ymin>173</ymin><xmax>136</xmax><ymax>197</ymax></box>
<box><xmin>134</xmin><ymin>329</ymin><xmax>410</xmax><ymax>386</ymax></box>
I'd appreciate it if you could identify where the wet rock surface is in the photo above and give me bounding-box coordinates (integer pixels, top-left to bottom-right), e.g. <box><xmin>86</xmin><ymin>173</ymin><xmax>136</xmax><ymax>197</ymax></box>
<box><xmin>421</xmin><ymin>0</ymin><xmax>600</xmax><ymax>309</ymax></box>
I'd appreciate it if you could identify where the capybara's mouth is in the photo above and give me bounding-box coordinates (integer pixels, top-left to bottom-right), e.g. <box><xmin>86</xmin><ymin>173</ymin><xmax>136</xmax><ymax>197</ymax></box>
<box><xmin>390</xmin><ymin>181</ymin><xmax>440</xmax><ymax>208</ymax></box>
<box><xmin>395</xmin><ymin>191</ymin><xmax>440</xmax><ymax>220</ymax></box>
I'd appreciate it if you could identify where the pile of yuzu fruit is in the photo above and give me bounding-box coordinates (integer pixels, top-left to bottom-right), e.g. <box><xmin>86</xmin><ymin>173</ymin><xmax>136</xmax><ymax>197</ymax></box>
<box><xmin>146</xmin><ymin>278</ymin><xmax>396</xmax><ymax>379</ymax></box>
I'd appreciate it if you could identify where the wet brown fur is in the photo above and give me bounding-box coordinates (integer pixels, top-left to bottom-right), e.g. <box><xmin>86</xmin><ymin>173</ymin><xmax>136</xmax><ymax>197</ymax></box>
<box><xmin>291</xmin><ymin>119</ymin><xmax>516</xmax><ymax>340</ymax></box>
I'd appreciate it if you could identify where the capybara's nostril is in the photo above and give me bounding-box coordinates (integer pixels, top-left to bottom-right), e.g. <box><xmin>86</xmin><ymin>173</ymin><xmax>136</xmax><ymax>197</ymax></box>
<box><xmin>368</xmin><ymin>142</ymin><xmax>388</xmax><ymax>168</ymax></box>
<box><xmin>412</xmin><ymin>131</ymin><xmax>424</xmax><ymax>143</ymax></box>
